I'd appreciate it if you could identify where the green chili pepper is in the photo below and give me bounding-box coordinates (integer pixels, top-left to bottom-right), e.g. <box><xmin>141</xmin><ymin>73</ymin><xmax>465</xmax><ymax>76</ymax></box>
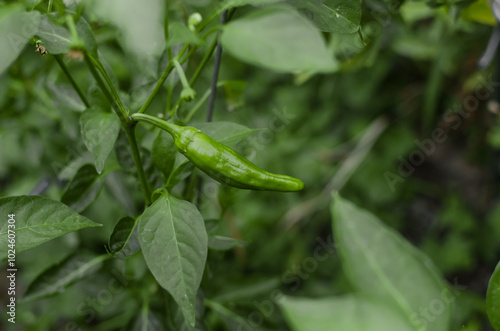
<box><xmin>131</xmin><ymin>113</ymin><xmax>304</xmax><ymax>192</ymax></box>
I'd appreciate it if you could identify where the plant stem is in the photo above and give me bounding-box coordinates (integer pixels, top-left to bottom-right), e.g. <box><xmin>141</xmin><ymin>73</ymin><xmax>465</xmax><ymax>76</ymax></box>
<box><xmin>84</xmin><ymin>56</ymin><xmax>114</xmax><ymax>107</ymax></box>
<box><xmin>54</xmin><ymin>55</ymin><xmax>90</xmax><ymax>108</ymax></box>
<box><xmin>86</xmin><ymin>53</ymin><xmax>128</xmax><ymax>117</ymax></box>
<box><xmin>84</xmin><ymin>54</ymin><xmax>152</xmax><ymax>206</ymax></box>
<box><xmin>137</xmin><ymin>46</ymin><xmax>189</xmax><ymax>114</ymax></box>
<box><xmin>173</xmin><ymin>59</ymin><xmax>191</xmax><ymax>90</ymax></box>
<box><xmin>65</xmin><ymin>15</ymin><xmax>83</xmax><ymax>48</ymax></box>
<box><xmin>125</xmin><ymin>125</ymin><xmax>152</xmax><ymax>206</ymax></box>
<box><xmin>165</xmin><ymin>75</ymin><xmax>174</xmax><ymax>117</ymax></box>
<box><xmin>131</xmin><ymin>113</ymin><xmax>183</xmax><ymax>137</ymax></box>
<box><xmin>140</xmin><ymin>296</ymin><xmax>150</xmax><ymax>331</ymax></box>
<box><xmin>184</xmin><ymin>81</ymin><xmax>225</xmax><ymax>122</ymax></box>
<box><xmin>184</xmin><ymin>89</ymin><xmax>211</xmax><ymax>122</ymax></box>
<box><xmin>190</xmin><ymin>36</ymin><xmax>218</xmax><ymax>87</ymax></box>
<box><xmin>167</xmin><ymin>30</ymin><xmax>223</xmax><ymax>118</ymax></box>
<box><xmin>206</xmin><ymin>10</ymin><xmax>227</xmax><ymax>122</ymax></box>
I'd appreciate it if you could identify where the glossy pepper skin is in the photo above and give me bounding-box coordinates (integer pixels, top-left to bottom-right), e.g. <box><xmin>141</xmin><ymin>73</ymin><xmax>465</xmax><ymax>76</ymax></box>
<box><xmin>131</xmin><ymin>113</ymin><xmax>304</xmax><ymax>192</ymax></box>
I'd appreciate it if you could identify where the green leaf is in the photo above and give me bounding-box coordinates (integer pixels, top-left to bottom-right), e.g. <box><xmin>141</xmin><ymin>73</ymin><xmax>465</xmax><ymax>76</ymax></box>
<box><xmin>166</xmin><ymin>22</ymin><xmax>204</xmax><ymax>47</ymax></box>
<box><xmin>279</xmin><ymin>295</ymin><xmax>414</xmax><ymax>331</ymax></box>
<box><xmin>107</xmin><ymin>216</ymin><xmax>141</xmax><ymax>259</ymax></box>
<box><xmin>86</xmin><ymin>0</ymin><xmax>166</xmax><ymax>74</ymax></box>
<box><xmin>23</xmin><ymin>253</ymin><xmax>108</xmax><ymax>302</ymax></box>
<box><xmin>60</xmin><ymin>164</ymin><xmax>105</xmax><ymax>212</ymax></box>
<box><xmin>221</xmin><ymin>8</ymin><xmax>337</xmax><ymax>73</ymax></box>
<box><xmin>37</xmin><ymin>15</ymin><xmax>71</xmax><ymax>54</ymax></box>
<box><xmin>487</xmin><ymin>260</ymin><xmax>500</xmax><ymax>330</ymax></box>
<box><xmin>331</xmin><ymin>194</ymin><xmax>450</xmax><ymax>331</ymax></box>
<box><xmin>287</xmin><ymin>0</ymin><xmax>361</xmax><ymax>33</ymax></box>
<box><xmin>0</xmin><ymin>196</ymin><xmax>101</xmax><ymax>258</ymax></box>
<box><xmin>139</xmin><ymin>191</ymin><xmax>208</xmax><ymax>326</ymax></box>
<box><xmin>195</xmin><ymin>121</ymin><xmax>257</xmax><ymax>146</ymax></box>
<box><xmin>0</xmin><ymin>5</ymin><xmax>41</xmax><ymax>75</ymax></box>
<box><xmin>152</xmin><ymin>129</ymin><xmax>177</xmax><ymax>178</ymax></box>
<box><xmin>80</xmin><ymin>107</ymin><xmax>121</xmax><ymax>174</ymax></box>
<box><xmin>37</xmin><ymin>15</ymin><xmax>97</xmax><ymax>55</ymax></box>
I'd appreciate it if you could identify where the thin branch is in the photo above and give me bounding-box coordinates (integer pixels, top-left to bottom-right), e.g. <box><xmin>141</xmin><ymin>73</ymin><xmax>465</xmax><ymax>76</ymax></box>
<box><xmin>84</xmin><ymin>54</ymin><xmax>152</xmax><ymax>206</ymax></box>
<box><xmin>137</xmin><ymin>45</ymin><xmax>189</xmax><ymax>114</ymax></box>
<box><xmin>190</xmin><ymin>35</ymin><xmax>218</xmax><ymax>87</ymax></box>
<box><xmin>206</xmin><ymin>10</ymin><xmax>228</xmax><ymax>122</ymax></box>
<box><xmin>125</xmin><ymin>125</ymin><xmax>152</xmax><ymax>205</ymax></box>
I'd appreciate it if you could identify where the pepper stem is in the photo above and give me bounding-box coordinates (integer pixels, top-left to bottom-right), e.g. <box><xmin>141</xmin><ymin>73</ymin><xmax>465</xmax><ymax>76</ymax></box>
<box><xmin>131</xmin><ymin>113</ymin><xmax>184</xmax><ymax>138</ymax></box>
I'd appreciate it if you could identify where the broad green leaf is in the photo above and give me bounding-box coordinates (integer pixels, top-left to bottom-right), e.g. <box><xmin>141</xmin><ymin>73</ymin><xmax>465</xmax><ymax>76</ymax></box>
<box><xmin>107</xmin><ymin>216</ymin><xmax>141</xmax><ymax>259</ymax></box>
<box><xmin>279</xmin><ymin>295</ymin><xmax>414</xmax><ymax>331</ymax></box>
<box><xmin>195</xmin><ymin>121</ymin><xmax>257</xmax><ymax>146</ymax></box>
<box><xmin>331</xmin><ymin>194</ymin><xmax>450</xmax><ymax>331</ymax></box>
<box><xmin>287</xmin><ymin>0</ymin><xmax>361</xmax><ymax>33</ymax></box>
<box><xmin>60</xmin><ymin>164</ymin><xmax>105</xmax><ymax>212</ymax></box>
<box><xmin>57</xmin><ymin>152</ymin><xmax>94</xmax><ymax>181</ymax></box>
<box><xmin>37</xmin><ymin>15</ymin><xmax>71</xmax><ymax>54</ymax></box>
<box><xmin>23</xmin><ymin>253</ymin><xmax>108</xmax><ymax>302</ymax></box>
<box><xmin>87</xmin><ymin>0</ymin><xmax>165</xmax><ymax>74</ymax></box>
<box><xmin>221</xmin><ymin>8</ymin><xmax>337</xmax><ymax>73</ymax></box>
<box><xmin>487</xmin><ymin>260</ymin><xmax>500</xmax><ymax>330</ymax></box>
<box><xmin>152</xmin><ymin>130</ymin><xmax>177</xmax><ymax>178</ymax></box>
<box><xmin>166</xmin><ymin>22</ymin><xmax>204</xmax><ymax>47</ymax></box>
<box><xmin>37</xmin><ymin>15</ymin><xmax>97</xmax><ymax>55</ymax></box>
<box><xmin>80</xmin><ymin>107</ymin><xmax>121</xmax><ymax>174</ymax></box>
<box><xmin>0</xmin><ymin>5</ymin><xmax>41</xmax><ymax>75</ymax></box>
<box><xmin>139</xmin><ymin>191</ymin><xmax>208</xmax><ymax>326</ymax></box>
<box><xmin>0</xmin><ymin>196</ymin><xmax>101</xmax><ymax>258</ymax></box>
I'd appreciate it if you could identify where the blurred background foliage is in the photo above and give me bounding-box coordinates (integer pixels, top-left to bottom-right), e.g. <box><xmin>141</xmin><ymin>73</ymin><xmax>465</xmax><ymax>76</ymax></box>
<box><xmin>1</xmin><ymin>0</ymin><xmax>500</xmax><ymax>330</ymax></box>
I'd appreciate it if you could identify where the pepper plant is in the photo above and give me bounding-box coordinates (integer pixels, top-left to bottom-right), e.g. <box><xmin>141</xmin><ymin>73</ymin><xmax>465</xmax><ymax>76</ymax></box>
<box><xmin>2</xmin><ymin>0</ymin><xmax>500</xmax><ymax>330</ymax></box>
